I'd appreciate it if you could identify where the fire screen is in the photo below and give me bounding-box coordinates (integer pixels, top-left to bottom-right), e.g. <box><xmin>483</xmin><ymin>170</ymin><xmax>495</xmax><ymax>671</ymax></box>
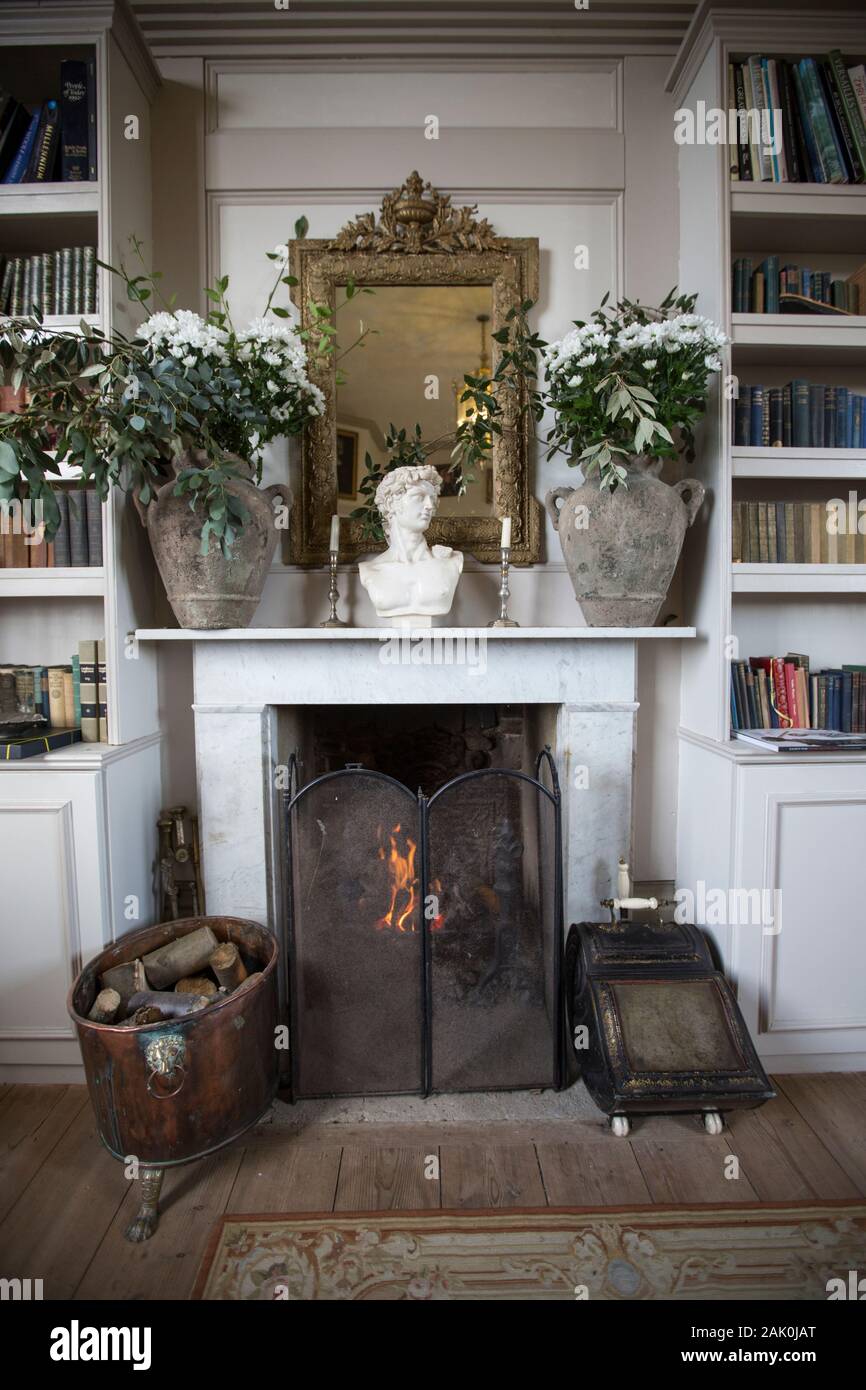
<box><xmin>283</xmin><ymin>750</ymin><xmax>563</xmax><ymax>1098</ymax></box>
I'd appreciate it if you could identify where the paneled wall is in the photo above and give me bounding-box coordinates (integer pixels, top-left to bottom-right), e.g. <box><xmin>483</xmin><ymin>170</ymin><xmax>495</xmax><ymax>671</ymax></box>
<box><xmin>152</xmin><ymin>54</ymin><xmax>682</xmax><ymax>879</ymax></box>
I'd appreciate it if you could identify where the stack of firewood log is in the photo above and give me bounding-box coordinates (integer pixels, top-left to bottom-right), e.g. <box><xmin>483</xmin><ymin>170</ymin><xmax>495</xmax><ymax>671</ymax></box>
<box><xmin>86</xmin><ymin>926</ymin><xmax>262</xmax><ymax>1026</ymax></box>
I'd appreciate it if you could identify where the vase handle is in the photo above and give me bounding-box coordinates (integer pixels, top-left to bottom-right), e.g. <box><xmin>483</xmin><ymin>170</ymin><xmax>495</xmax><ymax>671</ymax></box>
<box><xmin>262</xmin><ymin>483</ymin><xmax>292</xmax><ymax>512</ymax></box>
<box><xmin>544</xmin><ymin>487</ymin><xmax>573</xmax><ymax>533</ymax></box>
<box><xmin>673</xmin><ymin>478</ymin><xmax>705</xmax><ymax>527</ymax></box>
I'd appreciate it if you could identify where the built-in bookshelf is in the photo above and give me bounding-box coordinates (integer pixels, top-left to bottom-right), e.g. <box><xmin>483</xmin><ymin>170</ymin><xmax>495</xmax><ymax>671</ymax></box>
<box><xmin>669</xmin><ymin>0</ymin><xmax>866</xmax><ymax>1070</ymax></box>
<box><xmin>0</xmin><ymin>2</ymin><xmax>160</xmax><ymax>749</ymax></box>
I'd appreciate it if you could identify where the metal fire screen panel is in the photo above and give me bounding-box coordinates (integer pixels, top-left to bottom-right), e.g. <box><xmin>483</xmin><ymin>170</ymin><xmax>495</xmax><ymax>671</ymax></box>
<box><xmin>284</xmin><ymin>756</ymin><xmax>562</xmax><ymax>1099</ymax></box>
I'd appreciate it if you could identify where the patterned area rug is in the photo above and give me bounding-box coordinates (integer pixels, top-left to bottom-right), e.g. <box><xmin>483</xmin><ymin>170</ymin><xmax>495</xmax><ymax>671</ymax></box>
<box><xmin>193</xmin><ymin>1202</ymin><xmax>866</xmax><ymax>1300</ymax></box>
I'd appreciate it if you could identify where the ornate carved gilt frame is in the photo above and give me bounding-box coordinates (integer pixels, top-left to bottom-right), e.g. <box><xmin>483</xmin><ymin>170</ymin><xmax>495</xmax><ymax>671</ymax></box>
<box><xmin>287</xmin><ymin>174</ymin><xmax>541</xmax><ymax>566</ymax></box>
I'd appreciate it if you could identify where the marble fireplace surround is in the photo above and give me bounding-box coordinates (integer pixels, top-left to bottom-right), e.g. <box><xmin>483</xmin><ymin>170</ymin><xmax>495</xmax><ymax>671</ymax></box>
<box><xmin>137</xmin><ymin>627</ymin><xmax>695</xmax><ymax>934</ymax></box>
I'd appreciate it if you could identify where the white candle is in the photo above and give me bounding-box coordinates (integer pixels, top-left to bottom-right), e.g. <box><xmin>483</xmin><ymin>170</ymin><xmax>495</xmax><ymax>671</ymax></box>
<box><xmin>329</xmin><ymin>514</ymin><xmax>340</xmax><ymax>553</ymax></box>
<box><xmin>500</xmin><ymin>516</ymin><xmax>512</xmax><ymax>550</ymax></box>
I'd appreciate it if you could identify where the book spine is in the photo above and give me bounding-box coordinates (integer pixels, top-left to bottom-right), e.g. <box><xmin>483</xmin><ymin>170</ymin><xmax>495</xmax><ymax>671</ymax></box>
<box><xmin>769</xmin><ymin>386</ymin><xmax>783</xmax><ymax>446</ymax></box>
<box><xmin>778</xmin><ymin>62</ymin><xmax>802</xmax><ymax>183</ymax></box>
<box><xmin>47</xmin><ymin>666</ymin><xmax>67</xmax><ymax>726</ymax></box>
<box><xmin>750</xmin><ymin>384</ymin><xmax>764</xmax><ymax>447</ymax></box>
<box><xmin>62</xmin><ymin>667</ymin><xmax>75</xmax><ymax>729</ymax></box>
<box><xmin>821</xmin><ymin>59</ymin><xmax>861</xmax><ymax>182</ymax></box>
<box><xmin>52</xmin><ymin>492</ymin><xmax>71</xmax><ymax>566</ymax></box>
<box><xmin>60</xmin><ymin>60</ymin><xmax>91</xmax><ymax>182</ymax></box>
<box><xmin>775</xmin><ymin>501</ymin><xmax>786</xmax><ymax>563</ymax></box>
<box><xmin>734</xmin><ymin>64</ymin><xmax>753</xmax><ymax>181</ymax></box>
<box><xmin>791</xmin><ymin>62</ymin><xmax>826</xmax><ymax>181</ymax></box>
<box><xmin>26</xmin><ymin>101</ymin><xmax>60</xmax><ymax>183</ymax></box>
<box><xmin>734</xmin><ymin>384</ymin><xmax>751</xmax><ymax>445</ymax></box>
<box><xmin>71</xmin><ymin>654</ymin><xmax>81</xmax><ymax>728</ymax></box>
<box><xmin>78</xmin><ymin>641</ymin><xmax>99</xmax><ymax>742</ymax></box>
<box><xmin>791</xmin><ymin>379</ymin><xmax>810</xmax><ymax>446</ymax></box>
<box><xmin>2</xmin><ymin>110</ymin><xmax>39</xmax><ymax>184</ymax></box>
<box><xmin>800</xmin><ymin>58</ymin><xmax>846</xmax><ymax>184</ymax></box>
<box><xmin>66</xmin><ymin>490</ymin><xmax>88</xmax><ymax>566</ymax></box>
<box><xmin>85</xmin><ymin>488</ymin><xmax>103</xmax><ymax>566</ymax></box>
<box><xmin>97</xmin><ymin>638</ymin><xmax>107</xmax><ymax>743</ymax></box>
<box><xmin>86</xmin><ymin>57</ymin><xmax>98</xmax><ymax>180</ymax></box>
<box><xmin>782</xmin><ymin>383</ymin><xmax>792</xmax><ymax>446</ymax></box>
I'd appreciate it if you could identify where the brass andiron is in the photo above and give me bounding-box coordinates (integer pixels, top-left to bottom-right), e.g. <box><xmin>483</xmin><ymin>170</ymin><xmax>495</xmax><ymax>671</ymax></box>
<box><xmin>320</xmin><ymin>551</ymin><xmax>348</xmax><ymax>628</ymax></box>
<box><xmin>488</xmin><ymin>547</ymin><xmax>519</xmax><ymax>628</ymax></box>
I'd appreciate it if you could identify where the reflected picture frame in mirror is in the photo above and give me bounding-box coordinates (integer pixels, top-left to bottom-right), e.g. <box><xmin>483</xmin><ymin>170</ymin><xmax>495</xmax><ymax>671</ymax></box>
<box><xmin>286</xmin><ymin>172</ymin><xmax>541</xmax><ymax>566</ymax></box>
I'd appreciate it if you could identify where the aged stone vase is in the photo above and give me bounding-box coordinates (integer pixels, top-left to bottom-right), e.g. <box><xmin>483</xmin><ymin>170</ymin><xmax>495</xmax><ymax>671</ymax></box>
<box><xmin>545</xmin><ymin>457</ymin><xmax>705</xmax><ymax>627</ymax></box>
<box><xmin>138</xmin><ymin>452</ymin><xmax>290</xmax><ymax>630</ymax></box>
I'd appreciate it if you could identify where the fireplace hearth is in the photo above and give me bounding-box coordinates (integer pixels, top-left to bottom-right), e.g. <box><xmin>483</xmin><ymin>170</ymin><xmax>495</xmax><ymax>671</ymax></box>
<box><xmin>282</xmin><ymin>749</ymin><xmax>563</xmax><ymax>1099</ymax></box>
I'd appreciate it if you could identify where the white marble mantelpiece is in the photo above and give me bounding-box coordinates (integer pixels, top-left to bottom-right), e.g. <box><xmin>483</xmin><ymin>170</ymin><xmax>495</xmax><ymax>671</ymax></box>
<box><xmin>136</xmin><ymin>626</ymin><xmax>696</xmax><ymax>936</ymax></box>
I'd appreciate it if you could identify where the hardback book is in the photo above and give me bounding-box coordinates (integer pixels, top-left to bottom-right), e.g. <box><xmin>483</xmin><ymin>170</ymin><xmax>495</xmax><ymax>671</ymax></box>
<box><xmin>97</xmin><ymin>637</ymin><xmax>107</xmax><ymax>742</ymax></box>
<box><xmin>1</xmin><ymin>727</ymin><xmax>82</xmax><ymax>760</ymax></box>
<box><xmin>60</xmin><ymin>60</ymin><xmax>92</xmax><ymax>182</ymax></box>
<box><xmin>85</xmin><ymin>488</ymin><xmax>103</xmax><ymax>565</ymax></box>
<box><xmin>78</xmin><ymin>640</ymin><xmax>99</xmax><ymax>742</ymax></box>
<box><xmin>25</xmin><ymin>100</ymin><xmax>61</xmax><ymax>183</ymax></box>
<box><xmin>62</xmin><ymin>667</ymin><xmax>75</xmax><ymax>729</ymax></box>
<box><xmin>2</xmin><ymin>109</ymin><xmax>39</xmax><ymax>184</ymax></box>
<box><xmin>47</xmin><ymin>666</ymin><xmax>67</xmax><ymax>727</ymax></box>
<box><xmin>66</xmin><ymin>489</ymin><xmax>88</xmax><ymax>566</ymax></box>
<box><xmin>52</xmin><ymin>492</ymin><xmax>71</xmax><ymax>566</ymax></box>
<box><xmin>0</xmin><ymin>93</ymin><xmax>33</xmax><ymax>182</ymax></box>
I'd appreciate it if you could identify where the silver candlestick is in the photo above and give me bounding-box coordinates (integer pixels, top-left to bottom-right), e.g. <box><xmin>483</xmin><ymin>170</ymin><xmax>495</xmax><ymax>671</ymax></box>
<box><xmin>488</xmin><ymin>546</ymin><xmax>519</xmax><ymax>628</ymax></box>
<box><xmin>320</xmin><ymin>552</ymin><xmax>348</xmax><ymax>628</ymax></box>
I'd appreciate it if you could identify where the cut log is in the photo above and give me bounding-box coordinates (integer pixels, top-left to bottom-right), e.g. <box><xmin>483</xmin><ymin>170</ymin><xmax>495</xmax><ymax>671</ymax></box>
<box><xmin>175</xmin><ymin>975</ymin><xmax>218</xmax><ymax>997</ymax></box>
<box><xmin>99</xmin><ymin>959</ymin><xmax>147</xmax><ymax>1011</ymax></box>
<box><xmin>209</xmin><ymin>942</ymin><xmax>248</xmax><ymax>991</ymax></box>
<box><xmin>129</xmin><ymin>1007</ymin><xmax>164</xmax><ymax>1026</ymax></box>
<box><xmin>141</xmin><ymin>925</ymin><xmax>219</xmax><ymax>989</ymax></box>
<box><xmin>87</xmin><ymin>988</ymin><xmax>121</xmax><ymax>1024</ymax></box>
<box><xmin>127</xmin><ymin>990</ymin><xmax>212</xmax><ymax>1019</ymax></box>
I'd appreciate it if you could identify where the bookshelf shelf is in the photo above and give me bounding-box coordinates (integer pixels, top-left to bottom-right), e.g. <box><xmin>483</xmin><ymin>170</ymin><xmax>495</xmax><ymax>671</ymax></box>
<box><xmin>731</xmin><ymin>315</ymin><xmax>866</xmax><ymax>365</ymax></box>
<box><xmin>0</xmin><ymin>567</ymin><xmax>106</xmax><ymax>597</ymax></box>
<box><xmin>0</xmin><ymin>184</ymin><xmax>101</xmax><ymax>217</ymax></box>
<box><xmin>732</xmin><ymin>563</ymin><xmax>866</xmax><ymax>594</ymax></box>
<box><xmin>732</xmin><ymin>447</ymin><xmax>866</xmax><ymax>478</ymax></box>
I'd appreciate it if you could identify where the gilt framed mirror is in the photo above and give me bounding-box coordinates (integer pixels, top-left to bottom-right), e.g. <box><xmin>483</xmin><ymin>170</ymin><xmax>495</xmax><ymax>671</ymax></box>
<box><xmin>287</xmin><ymin>173</ymin><xmax>541</xmax><ymax>566</ymax></box>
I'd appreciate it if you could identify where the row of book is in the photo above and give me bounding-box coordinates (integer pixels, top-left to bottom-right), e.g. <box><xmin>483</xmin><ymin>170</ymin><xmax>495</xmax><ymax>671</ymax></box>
<box><xmin>733</xmin><ymin>383</ymin><xmax>866</xmax><ymax>449</ymax></box>
<box><xmin>730</xmin><ymin>654</ymin><xmax>866</xmax><ymax>733</ymax></box>
<box><xmin>0</xmin><ymin>490</ymin><xmax>103</xmax><ymax>569</ymax></box>
<box><xmin>731</xmin><ymin>257</ymin><xmax>863</xmax><ymax>315</ymax></box>
<box><xmin>733</xmin><ymin>500</ymin><xmax>866</xmax><ymax>565</ymax></box>
<box><xmin>0</xmin><ymin>61</ymin><xmax>97</xmax><ymax>184</ymax></box>
<box><xmin>729</xmin><ymin>52</ymin><xmax>866</xmax><ymax>184</ymax></box>
<box><xmin>0</xmin><ymin>247</ymin><xmax>98</xmax><ymax>318</ymax></box>
<box><xmin>0</xmin><ymin>640</ymin><xmax>107</xmax><ymax>750</ymax></box>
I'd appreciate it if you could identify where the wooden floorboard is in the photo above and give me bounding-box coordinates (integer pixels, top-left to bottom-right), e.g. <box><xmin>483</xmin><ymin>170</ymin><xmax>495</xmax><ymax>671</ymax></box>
<box><xmin>334</xmin><ymin>1146</ymin><xmax>441</xmax><ymax>1211</ymax></box>
<box><xmin>536</xmin><ymin>1137</ymin><xmax>653</xmax><ymax>1206</ymax></box>
<box><xmin>226</xmin><ymin>1137</ymin><xmax>343</xmax><ymax>1214</ymax></box>
<box><xmin>0</xmin><ymin>1102</ymin><xmax>128</xmax><ymax>1300</ymax></box>
<box><xmin>439</xmin><ymin>1143</ymin><xmax>546</xmax><ymax>1208</ymax></box>
<box><xmin>775</xmin><ymin>1074</ymin><xmax>866</xmax><ymax>1195</ymax></box>
<box><xmin>0</xmin><ymin>1085</ymin><xmax>89</xmax><ymax>1225</ymax></box>
<box><xmin>0</xmin><ymin>1076</ymin><xmax>862</xmax><ymax>1299</ymax></box>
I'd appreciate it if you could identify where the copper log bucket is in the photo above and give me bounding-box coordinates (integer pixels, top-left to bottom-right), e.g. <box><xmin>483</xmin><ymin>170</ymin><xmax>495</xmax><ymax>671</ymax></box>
<box><xmin>68</xmin><ymin>916</ymin><xmax>280</xmax><ymax>1242</ymax></box>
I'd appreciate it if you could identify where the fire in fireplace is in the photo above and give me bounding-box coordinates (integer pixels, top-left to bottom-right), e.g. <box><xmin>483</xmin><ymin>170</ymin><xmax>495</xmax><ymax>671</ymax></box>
<box><xmin>282</xmin><ymin>748</ymin><xmax>563</xmax><ymax>1099</ymax></box>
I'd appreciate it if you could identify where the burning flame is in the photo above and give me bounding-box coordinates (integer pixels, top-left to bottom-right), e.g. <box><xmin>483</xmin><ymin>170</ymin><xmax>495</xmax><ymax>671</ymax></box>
<box><xmin>374</xmin><ymin>825</ymin><xmax>444</xmax><ymax>932</ymax></box>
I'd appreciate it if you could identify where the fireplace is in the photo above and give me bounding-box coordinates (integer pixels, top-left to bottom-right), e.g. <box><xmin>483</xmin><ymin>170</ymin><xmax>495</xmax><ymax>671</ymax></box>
<box><xmin>282</xmin><ymin>720</ymin><xmax>563</xmax><ymax>1099</ymax></box>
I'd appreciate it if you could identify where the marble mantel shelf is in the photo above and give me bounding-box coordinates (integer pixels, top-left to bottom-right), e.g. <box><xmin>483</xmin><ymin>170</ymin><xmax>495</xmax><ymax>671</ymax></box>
<box><xmin>135</xmin><ymin>626</ymin><xmax>697</xmax><ymax>641</ymax></box>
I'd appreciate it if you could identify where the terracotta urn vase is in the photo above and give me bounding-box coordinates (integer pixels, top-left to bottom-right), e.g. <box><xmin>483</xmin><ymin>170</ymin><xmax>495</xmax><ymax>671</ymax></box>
<box><xmin>139</xmin><ymin>452</ymin><xmax>290</xmax><ymax>630</ymax></box>
<box><xmin>545</xmin><ymin>457</ymin><xmax>705</xmax><ymax>627</ymax></box>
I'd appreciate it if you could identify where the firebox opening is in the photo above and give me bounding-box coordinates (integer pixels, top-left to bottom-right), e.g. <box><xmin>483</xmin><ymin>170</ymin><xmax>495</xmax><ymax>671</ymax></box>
<box><xmin>280</xmin><ymin>705</ymin><xmax>563</xmax><ymax>1100</ymax></box>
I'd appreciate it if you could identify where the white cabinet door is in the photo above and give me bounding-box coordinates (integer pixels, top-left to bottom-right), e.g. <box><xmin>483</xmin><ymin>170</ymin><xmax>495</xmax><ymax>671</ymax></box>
<box><xmin>735</xmin><ymin>765</ymin><xmax>866</xmax><ymax>1067</ymax></box>
<box><xmin>0</xmin><ymin>779</ymin><xmax>107</xmax><ymax>1076</ymax></box>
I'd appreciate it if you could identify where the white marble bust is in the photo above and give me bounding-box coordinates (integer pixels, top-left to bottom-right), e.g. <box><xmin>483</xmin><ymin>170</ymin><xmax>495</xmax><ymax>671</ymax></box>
<box><xmin>358</xmin><ymin>464</ymin><xmax>463</xmax><ymax>626</ymax></box>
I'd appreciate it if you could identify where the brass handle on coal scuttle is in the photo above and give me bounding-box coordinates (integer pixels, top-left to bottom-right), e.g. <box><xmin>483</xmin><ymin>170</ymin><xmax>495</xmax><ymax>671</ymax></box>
<box><xmin>144</xmin><ymin>1034</ymin><xmax>187</xmax><ymax>1100</ymax></box>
